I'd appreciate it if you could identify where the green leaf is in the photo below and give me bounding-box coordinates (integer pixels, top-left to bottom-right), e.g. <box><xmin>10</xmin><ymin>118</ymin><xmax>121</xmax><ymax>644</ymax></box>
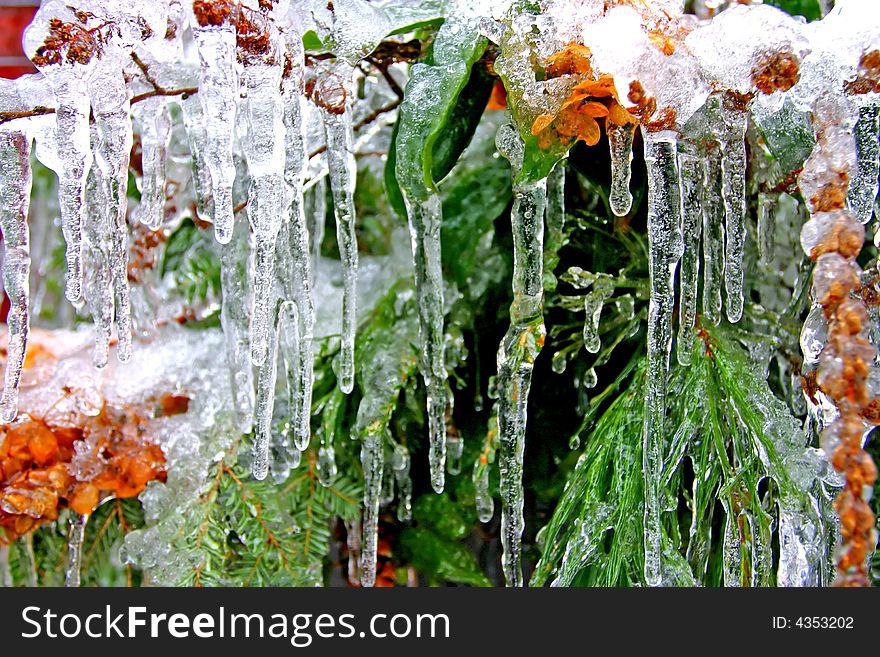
<box><xmin>751</xmin><ymin>99</ymin><xmax>816</xmax><ymax>178</ymax></box>
<box><xmin>398</xmin><ymin>527</ymin><xmax>490</xmax><ymax>586</ymax></box>
<box><xmin>302</xmin><ymin>30</ymin><xmax>324</xmax><ymax>52</ymax></box>
<box><xmin>765</xmin><ymin>0</ymin><xmax>823</xmax><ymax>21</ymax></box>
<box><xmin>430</xmin><ymin>61</ymin><xmax>495</xmax><ymax>183</ymax></box>
<box><xmin>392</xmin><ymin>20</ymin><xmax>488</xmax><ymax>202</ymax></box>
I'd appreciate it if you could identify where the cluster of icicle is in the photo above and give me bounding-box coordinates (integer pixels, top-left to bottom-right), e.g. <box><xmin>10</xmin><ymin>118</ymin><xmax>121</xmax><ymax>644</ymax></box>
<box><xmin>478</xmin><ymin>0</ymin><xmax>880</xmax><ymax>586</ymax></box>
<box><xmin>1</xmin><ymin>0</ymin><xmax>879</xmax><ymax>588</ymax></box>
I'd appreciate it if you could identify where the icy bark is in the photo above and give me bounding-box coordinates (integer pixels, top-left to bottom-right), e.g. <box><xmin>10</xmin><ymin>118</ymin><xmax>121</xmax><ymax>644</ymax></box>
<box><xmin>641</xmin><ymin>128</ymin><xmax>683</xmax><ymax>587</ymax></box>
<box><xmin>0</xmin><ymin>130</ymin><xmax>32</xmax><ymax>422</ymax></box>
<box><xmin>495</xmin><ymin>123</ymin><xmax>547</xmax><ymax>587</ymax></box>
<box><xmin>191</xmin><ymin>15</ymin><xmax>238</xmax><ymax>244</ymax></box>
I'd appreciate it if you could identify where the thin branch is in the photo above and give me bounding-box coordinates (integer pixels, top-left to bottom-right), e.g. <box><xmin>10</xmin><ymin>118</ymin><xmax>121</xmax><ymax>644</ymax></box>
<box><xmin>0</xmin><ymin>107</ymin><xmax>55</xmax><ymax>126</ymax></box>
<box><xmin>129</xmin><ymin>51</ymin><xmax>198</xmax><ymax>104</ymax></box>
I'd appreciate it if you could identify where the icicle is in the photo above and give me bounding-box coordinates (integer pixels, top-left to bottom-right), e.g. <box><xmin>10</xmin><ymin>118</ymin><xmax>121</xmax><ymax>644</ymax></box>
<box><xmin>401</xmin><ymin>193</ymin><xmax>448</xmax><ymax>493</ymax></box>
<box><xmin>494</xmin><ymin>123</ymin><xmax>547</xmax><ymax>587</ymax></box>
<box><xmin>136</xmin><ymin>97</ymin><xmax>171</xmax><ymax>230</ymax></box>
<box><xmin>757</xmin><ymin>192</ymin><xmax>775</xmax><ymax>265</ymax></box>
<box><xmin>345</xmin><ymin>518</ymin><xmax>361</xmax><ymax>586</ymax></box>
<box><xmin>64</xmin><ymin>513</ymin><xmax>87</xmax><ymax>587</ymax></box>
<box><xmin>219</xmin><ymin>219</ymin><xmax>255</xmax><ymax>434</ymax></box>
<box><xmin>190</xmin><ymin>5</ymin><xmax>239</xmax><ymax>244</ymax></box>
<box><xmin>474</xmin><ymin>459</ymin><xmax>494</xmax><ymax>523</ymax></box>
<box><xmin>544</xmin><ymin>158</ymin><xmax>566</xmax><ymax>288</ymax></box>
<box><xmin>583</xmin><ymin>367</ymin><xmax>598</xmax><ymax>389</ymax></box>
<box><xmin>702</xmin><ymin>143</ymin><xmax>724</xmax><ymax>325</ymax></box>
<box><xmin>718</xmin><ymin>103</ymin><xmax>748</xmax><ymax>323</ymax></box>
<box><xmin>392</xmin><ymin>444</ymin><xmax>412</xmax><ymax>522</ymax></box>
<box><xmin>849</xmin><ymin>104</ymin><xmax>879</xmax><ymax>224</ymax></box>
<box><xmin>279</xmin><ymin>30</ymin><xmax>315</xmax><ymax>451</ymax></box>
<box><xmin>179</xmin><ymin>92</ymin><xmax>214</xmax><ymax>222</ymax></box>
<box><xmin>20</xmin><ymin>534</ymin><xmax>37</xmax><ymax>587</ymax></box>
<box><xmin>319</xmin><ymin>65</ymin><xmax>358</xmax><ymax>395</ymax></box>
<box><xmin>582</xmin><ymin>275</ymin><xmax>613</xmax><ymax>354</ymax></box>
<box><xmin>307</xmin><ymin>177</ymin><xmax>327</xmax><ymax>274</ymax></box>
<box><xmin>82</xmin><ymin>162</ymin><xmax>113</xmax><ymax>369</ymax></box>
<box><xmin>317</xmin><ymin>444</ymin><xmax>337</xmax><ymax>486</ymax></box>
<box><xmin>89</xmin><ymin>58</ymin><xmax>133</xmax><ymax>363</ymax></box>
<box><xmin>608</xmin><ymin>122</ymin><xmax>636</xmax><ymax>216</ymax></box>
<box><xmin>446</xmin><ymin>434</ymin><xmax>463</xmax><ymax>476</ymax></box>
<box><xmin>677</xmin><ymin>150</ymin><xmax>704</xmax><ymax>365</ymax></box>
<box><xmin>49</xmin><ymin>76</ymin><xmax>91</xmax><ymax>303</ymax></box>
<box><xmin>641</xmin><ymin>128</ymin><xmax>684</xmax><ymax>587</ymax></box>
<box><xmin>0</xmin><ymin>130</ymin><xmax>32</xmax><ymax>423</ymax></box>
<box><xmin>242</xmin><ymin>15</ymin><xmax>286</xmax><ymax>368</ymax></box>
<box><xmin>359</xmin><ymin>429</ymin><xmax>385</xmax><ymax>588</ymax></box>
<box><xmin>253</xmin><ymin>300</ymin><xmax>289</xmax><ymax>480</ymax></box>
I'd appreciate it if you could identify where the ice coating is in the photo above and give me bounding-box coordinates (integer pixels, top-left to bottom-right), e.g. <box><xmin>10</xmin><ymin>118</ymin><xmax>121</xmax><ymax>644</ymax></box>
<box><xmin>319</xmin><ymin>64</ymin><xmax>359</xmax><ymax>395</ymax></box>
<box><xmin>677</xmin><ymin>148</ymin><xmax>704</xmax><ymax>365</ymax></box>
<box><xmin>495</xmin><ymin>122</ymin><xmax>547</xmax><ymax>586</ymax></box>
<box><xmin>135</xmin><ymin>97</ymin><xmax>171</xmax><ymax>231</ymax></box>
<box><xmin>189</xmin><ymin>1</ymin><xmax>239</xmax><ymax>245</ymax></box>
<box><xmin>642</xmin><ymin>128</ymin><xmax>682</xmax><ymax>587</ymax></box>
<box><xmin>0</xmin><ymin>130</ymin><xmax>32</xmax><ymax>422</ymax></box>
<box><xmin>2</xmin><ymin>0</ymin><xmax>880</xmax><ymax>588</ymax></box>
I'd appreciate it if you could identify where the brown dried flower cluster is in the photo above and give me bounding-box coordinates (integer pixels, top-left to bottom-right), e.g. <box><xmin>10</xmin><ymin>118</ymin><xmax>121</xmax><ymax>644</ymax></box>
<box><xmin>0</xmin><ymin>387</ymin><xmax>178</xmax><ymax>543</ymax></box>
<box><xmin>31</xmin><ymin>14</ymin><xmax>115</xmax><ymax>67</ymax></box>
<box><xmin>844</xmin><ymin>49</ymin><xmax>880</xmax><ymax>95</ymax></box>
<box><xmin>751</xmin><ymin>50</ymin><xmax>801</xmax><ymax>95</ymax></box>
<box><xmin>803</xmin><ymin>151</ymin><xmax>878</xmax><ymax>587</ymax></box>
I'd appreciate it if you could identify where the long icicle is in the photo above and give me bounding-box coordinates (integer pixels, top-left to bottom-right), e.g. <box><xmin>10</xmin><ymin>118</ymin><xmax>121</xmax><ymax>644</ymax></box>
<box><xmin>319</xmin><ymin>63</ymin><xmax>358</xmax><ymax>395</ymax></box>
<box><xmin>219</xmin><ymin>218</ymin><xmax>255</xmax><ymax>434</ymax></box>
<box><xmin>359</xmin><ymin>427</ymin><xmax>385</xmax><ymax>588</ymax></box>
<box><xmin>495</xmin><ymin>123</ymin><xmax>547</xmax><ymax>586</ymax></box>
<box><xmin>677</xmin><ymin>149</ymin><xmax>704</xmax><ymax>365</ymax></box>
<box><xmin>641</xmin><ymin>127</ymin><xmax>684</xmax><ymax>587</ymax></box>
<box><xmin>0</xmin><ymin>130</ymin><xmax>32</xmax><ymax>423</ymax></box>
<box><xmin>702</xmin><ymin>142</ymin><xmax>724</xmax><ymax>325</ymax></box>
<box><xmin>401</xmin><ymin>193</ymin><xmax>447</xmax><ymax>492</ymax></box>
<box><xmin>49</xmin><ymin>75</ymin><xmax>91</xmax><ymax>303</ymax></box>
<box><xmin>190</xmin><ymin>3</ymin><xmax>239</xmax><ymax>244</ymax></box>
<box><xmin>242</xmin><ymin>21</ymin><xmax>286</xmax><ymax>368</ymax></box>
<box><xmin>89</xmin><ymin>56</ymin><xmax>133</xmax><ymax>362</ymax></box>
<box><xmin>83</xmin><ymin>155</ymin><xmax>113</xmax><ymax>369</ymax></box>
<box><xmin>253</xmin><ymin>299</ymin><xmax>290</xmax><ymax>480</ymax></box>
<box><xmin>64</xmin><ymin>513</ymin><xmax>87</xmax><ymax>587</ymax></box>
<box><xmin>718</xmin><ymin>99</ymin><xmax>748</xmax><ymax>323</ymax></box>
<box><xmin>279</xmin><ymin>29</ymin><xmax>315</xmax><ymax>451</ymax></box>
